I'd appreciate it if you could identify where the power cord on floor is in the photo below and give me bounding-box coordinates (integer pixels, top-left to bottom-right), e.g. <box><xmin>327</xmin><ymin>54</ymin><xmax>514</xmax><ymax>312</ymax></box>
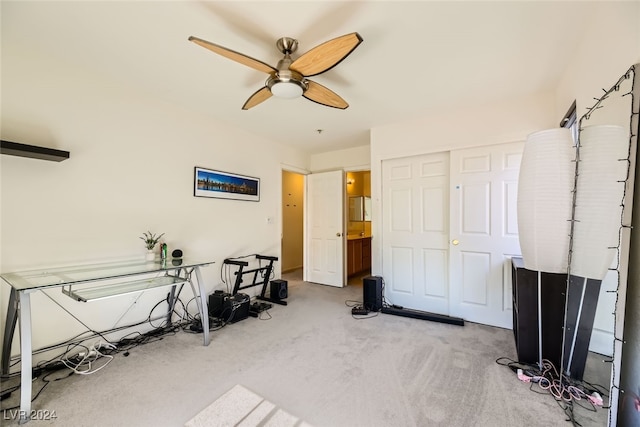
<box><xmin>351</xmin><ymin>310</ymin><xmax>379</xmax><ymax>319</ymax></box>
<box><xmin>344</xmin><ymin>299</ymin><xmax>379</xmax><ymax>319</ymax></box>
<box><xmin>2</xmin><ymin>283</ymin><xmax>280</xmax><ymax>411</ymax></box>
<box><xmin>496</xmin><ymin>356</ymin><xmax>608</xmax><ymax>426</ymax></box>
<box><xmin>344</xmin><ymin>299</ymin><xmax>362</xmax><ymax>308</ymax></box>
<box><xmin>257</xmin><ymin>309</ymin><xmax>272</xmax><ymax>320</ymax></box>
<box><xmin>1</xmin><ymin>372</ymin><xmax>65</xmax><ymax>414</ymax></box>
<box><xmin>1</xmin><ymin>293</ymin><xmax>198</xmax><ymax>410</ymax></box>
<box><xmin>61</xmin><ymin>341</ymin><xmax>116</xmax><ymax>375</ymax></box>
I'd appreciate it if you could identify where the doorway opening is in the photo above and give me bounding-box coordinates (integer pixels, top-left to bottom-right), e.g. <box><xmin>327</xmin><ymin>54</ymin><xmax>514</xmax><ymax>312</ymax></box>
<box><xmin>281</xmin><ymin>170</ymin><xmax>304</xmax><ymax>279</ymax></box>
<box><xmin>346</xmin><ymin>170</ymin><xmax>371</xmax><ymax>286</ymax></box>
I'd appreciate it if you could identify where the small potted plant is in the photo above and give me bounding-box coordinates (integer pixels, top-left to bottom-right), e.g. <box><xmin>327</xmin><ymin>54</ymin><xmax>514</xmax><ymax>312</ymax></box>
<box><xmin>140</xmin><ymin>231</ymin><xmax>164</xmax><ymax>261</ymax></box>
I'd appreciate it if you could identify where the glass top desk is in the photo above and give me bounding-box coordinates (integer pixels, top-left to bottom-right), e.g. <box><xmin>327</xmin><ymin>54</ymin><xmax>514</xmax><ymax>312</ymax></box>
<box><xmin>1</xmin><ymin>257</ymin><xmax>214</xmax><ymax>423</ymax></box>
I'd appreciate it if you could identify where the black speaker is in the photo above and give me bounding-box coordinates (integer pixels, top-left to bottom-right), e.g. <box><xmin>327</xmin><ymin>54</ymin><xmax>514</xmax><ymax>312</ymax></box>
<box><xmin>208</xmin><ymin>290</ymin><xmax>228</xmax><ymax>319</ymax></box>
<box><xmin>208</xmin><ymin>290</ymin><xmax>250</xmax><ymax>323</ymax></box>
<box><xmin>227</xmin><ymin>293</ymin><xmax>250</xmax><ymax>323</ymax></box>
<box><xmin>363</xmin><ymin>276</ymin><xmax>383</xmax><ymax>312</ymax></box>
<box><xmin>270</xmin><ymin>279</ymin><xmax>288</xmax><ymax>300</ymax></box>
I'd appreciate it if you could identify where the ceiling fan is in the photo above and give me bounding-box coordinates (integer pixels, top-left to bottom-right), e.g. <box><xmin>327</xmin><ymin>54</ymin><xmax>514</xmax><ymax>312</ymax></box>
<box><xmin>188</xmin><ymin>32</ymin><xmax>363</xmax><ymax>110</ymax></box>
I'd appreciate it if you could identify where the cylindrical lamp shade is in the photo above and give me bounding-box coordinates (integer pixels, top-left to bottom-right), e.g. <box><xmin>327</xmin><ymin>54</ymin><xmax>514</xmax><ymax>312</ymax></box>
<box><xmin>517</xmin><ymin>128</ymin><xmax>575</xmax><ymax>273</ymax></box>
<box><xmin>570</xmin><ymin>125</ymin><xmax>627</xmax><ymax>280</ymax></box>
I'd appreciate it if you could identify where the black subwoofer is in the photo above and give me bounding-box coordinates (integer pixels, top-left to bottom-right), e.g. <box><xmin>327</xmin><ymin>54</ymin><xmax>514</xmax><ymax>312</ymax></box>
<box><xmin>363</xmin><ymin>276</ymin><xmax>383</xmax><ymax>312</ymax></box>
<box><xmin>270</xmin><ymin>279</ymin><xmax>288</xmax><ymax>300</ymax></box>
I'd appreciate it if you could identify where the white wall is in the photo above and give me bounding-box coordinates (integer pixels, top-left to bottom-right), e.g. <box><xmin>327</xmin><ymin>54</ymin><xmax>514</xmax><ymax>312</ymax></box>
<box><xmin>371</xmin><ymin>92</ymin><xmax>558</xmax><ymax>160</ymax></box>
<box><xmin>555</xmin><ymin>2</ymin><xmax>640</xmax><ymax>119</ymax></box>
<box><xmin>369</xmin><ymin>91</ymin><xmax>557</xmax><ymax>275</ymax></box>
<box><xmin>0</xmin><ymin>43</ymin><xmax>307</xmax><ymax>361</ymax></box>
<box><xmin>309</xmin><ymin>145</ymin><xmax>370</xmax><ymax>172</ymax></box>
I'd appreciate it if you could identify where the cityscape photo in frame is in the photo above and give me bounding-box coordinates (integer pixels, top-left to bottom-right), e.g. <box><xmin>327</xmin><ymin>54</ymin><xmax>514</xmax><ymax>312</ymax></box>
<box><xmin>194</xmin><ymin>167</ymin><xmax>260</xmax><ymax>202</ymax></box>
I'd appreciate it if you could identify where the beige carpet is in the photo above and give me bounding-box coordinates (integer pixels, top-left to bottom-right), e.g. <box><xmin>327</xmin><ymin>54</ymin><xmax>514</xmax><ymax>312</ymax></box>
<box><xmin>0</xmin><ymin>269</ymin><xmax>611</xmax><ymax>427</ymax></box>
<box><xmin>185</xmin><ymin>385</ymin><xmax>311</xmax><ymax>427</ymax></box>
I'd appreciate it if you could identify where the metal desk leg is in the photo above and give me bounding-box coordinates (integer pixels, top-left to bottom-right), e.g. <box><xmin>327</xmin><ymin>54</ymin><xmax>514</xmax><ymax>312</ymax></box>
<box><xmin>19</xmin><ymin>291</ymin><xmax>32</xmax><ymax>423</ymax></box>
<box><xmin>2</xmin><ymin>287</ymin><xmax>18</xmax><ymax>376</ymax></box>
<box><xmin>166</xmin><ymin>284</ymin><xmax>177</xmax><ymax>325</ymax></box>
<box><xmin>192</xmin><ymin>267</ymin><xmax>210</xmax><ymax>346</ymax></box>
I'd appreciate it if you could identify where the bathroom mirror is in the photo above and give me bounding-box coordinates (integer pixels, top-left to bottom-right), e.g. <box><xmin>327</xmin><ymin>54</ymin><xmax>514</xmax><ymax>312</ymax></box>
<box><xmin>349</xmin><ymin>196</ymin><xmax>364</xmax><ymax>222</ymax></box>
<box><xmin>346</xmin><ymin>170</ymin><xmax>371</xmax><ymax>237</ymax></box>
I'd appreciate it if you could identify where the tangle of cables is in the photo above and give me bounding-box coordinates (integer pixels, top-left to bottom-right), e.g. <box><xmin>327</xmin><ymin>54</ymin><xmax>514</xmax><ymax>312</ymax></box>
<box><xmin>496</xmin><ymin>357</ymin><xmax>609</xmax><ymax>427</ymax></box>
<box><xmin>60</xmin><ymin>340</ymin><xmax>116</xmax><ymax>375</ymax></box>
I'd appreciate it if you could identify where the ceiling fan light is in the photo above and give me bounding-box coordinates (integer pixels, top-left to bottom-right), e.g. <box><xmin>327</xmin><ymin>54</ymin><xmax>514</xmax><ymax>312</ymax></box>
<box><xmin>270</xmin><ymin>81</ymin><xmax>304</xmax><ymax>99</ymax></box>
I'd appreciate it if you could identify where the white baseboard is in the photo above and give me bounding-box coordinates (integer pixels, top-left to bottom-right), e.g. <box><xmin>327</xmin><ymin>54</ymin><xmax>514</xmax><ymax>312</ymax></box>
<box><xmin>589</xmin><ymin>327</ymin><xmax>614</xmax><ymax>357</ymax></box>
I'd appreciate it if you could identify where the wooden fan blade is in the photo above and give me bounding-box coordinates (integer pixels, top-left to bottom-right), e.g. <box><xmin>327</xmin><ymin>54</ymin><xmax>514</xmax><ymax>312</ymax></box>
<box><xmin>303</xmin><ymin>80</ymin><xmax>349</xmax><ymax>109</ymax></box>
<box><xmin>242</xmin><ymin>86</ymin><xmax>272</xmax><ymax>110</ymax></box>
<box><xmin>290</xmin><ymin>32</ymin><xmax>363</xmax><ymax>77</ymax></box>
<box><xmin>188</xmin><ymin>36</ymin><xmax>276</xmax><ymax>74</ymax></box>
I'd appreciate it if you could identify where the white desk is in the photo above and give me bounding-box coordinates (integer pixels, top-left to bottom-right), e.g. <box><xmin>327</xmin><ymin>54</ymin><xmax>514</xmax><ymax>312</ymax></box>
<box><xmin>1</xmin><ymin>258</ymin><xmax>214</xmax><ymax>423</ymax></box>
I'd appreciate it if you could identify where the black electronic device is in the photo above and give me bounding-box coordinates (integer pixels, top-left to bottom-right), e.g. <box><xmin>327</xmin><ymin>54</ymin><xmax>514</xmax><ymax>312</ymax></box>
<box><xmin>172</xmin><ymin>249</ymin><xmax>183</xmax><ymax>258</ymax></box>
<box><xmin>351</xmin><ymin>307</ymin><xmax>369</xmax><ymax>316</ymax></box>
<box><xmin>208</xmin><ymin>290</ymin><xmax>227</xmax><ymax>318</ymax></box>
<box><xmin>208</xmin><ymin>291</ymin><xmax>250</xmax><ymax>323</ymax></box>
<box><xmin>381</xmin><ymin>306</ymin><xmax>464</xmax><ymax>326</ymax></box>
<box><xmin>363</xmin><ymin>276</ymin><xmax>383</xmax><ymax>312</ymax></box>
<box><xmin>270</xmin><ymin>279</ymin><xmax>288</xmax><ymax>301</ymax></box>
<box><xmin>249</xmin><ymin>301</ymin><xmax>273</xmax><ymax>317</ymax></box>
<box><xmin>364</xmin><ymin>275</ymin><xmax>464</xmax><ymax>326</ymax></box>
<box><xmin>228</xmin><ymin>293</ymin><xmax>250</xmax><ymax>323</ymax></box>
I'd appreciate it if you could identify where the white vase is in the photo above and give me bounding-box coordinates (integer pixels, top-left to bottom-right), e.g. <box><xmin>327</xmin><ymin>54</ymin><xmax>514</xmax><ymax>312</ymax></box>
<box><xmin>145</xmin><ymin>250</ymin><xmax>156</xmax><ymax>261</ymax></box>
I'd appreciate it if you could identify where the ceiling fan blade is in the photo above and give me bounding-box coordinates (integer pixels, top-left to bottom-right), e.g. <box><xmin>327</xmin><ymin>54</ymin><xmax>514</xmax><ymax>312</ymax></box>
<box><xmin>188</xmin><ymin>36</ymin><xmax>276</xmax><ymax>74</ymax></box>
<box><xmin>290</xmin><ymin>32</ymin><xmax>363</xmax><ymax>77</ymax></box>
<box><xmin>303</xmin><ymin>80</ymin><xmax>349</xmax><ymax>109</ymax></box>
<box><xmin>242</xmin><ymin>86</ymin><xmax>272</xmax><ymax>110</ymax></box>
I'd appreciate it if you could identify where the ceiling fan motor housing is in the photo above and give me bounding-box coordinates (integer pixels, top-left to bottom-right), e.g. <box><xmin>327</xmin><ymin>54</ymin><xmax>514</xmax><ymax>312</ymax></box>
<box><xmin>276</xmin><ymin>37</ymin><xmax>298</xmax><ymax>55</ymax></box>
<box><xmin>267</xmin><ymin>56</ymin><xmax>308</xmax><ymax>98</ymax></box>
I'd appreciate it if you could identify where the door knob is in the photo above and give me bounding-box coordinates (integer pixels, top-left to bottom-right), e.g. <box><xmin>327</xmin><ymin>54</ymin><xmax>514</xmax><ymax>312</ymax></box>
<box><xmin>336</xmin><ymin>232</ymin><xmax>342</xmax><ymax>237</ymax></box>
<box><xmin>452</xmin><ymin>239</ymin><xmax>460</xmax><ymax>245</ymax></box>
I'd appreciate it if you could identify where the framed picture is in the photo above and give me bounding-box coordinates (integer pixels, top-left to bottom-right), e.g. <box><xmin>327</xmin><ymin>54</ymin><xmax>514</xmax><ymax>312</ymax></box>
<box><xmin>194</xmin><ymin>167</ymin><xmax>260</xmax><ymax>202</ymax></box>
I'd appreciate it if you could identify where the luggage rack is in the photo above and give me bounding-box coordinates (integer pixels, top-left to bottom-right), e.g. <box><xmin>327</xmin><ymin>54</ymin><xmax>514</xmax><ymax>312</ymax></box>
<box><xmin>223</xmin><ymin>255</ymin><xmax>286</xmax><ymax>310</ymax></box>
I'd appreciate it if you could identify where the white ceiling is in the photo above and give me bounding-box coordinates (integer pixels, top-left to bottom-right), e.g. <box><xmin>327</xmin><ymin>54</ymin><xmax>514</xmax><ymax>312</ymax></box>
<box><xmin>2</xmin><ymin>1</ymin><xmax>601</xmax><ymax>154</ymax></box>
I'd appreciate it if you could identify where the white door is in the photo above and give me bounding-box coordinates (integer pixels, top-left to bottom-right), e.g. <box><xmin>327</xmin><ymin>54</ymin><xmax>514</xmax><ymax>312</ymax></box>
<box><xmin>449</xmin><ymin>142</ymin><xmax>523</xmax><ymax>328</ymax></box>
<box><xmin>305</xmin><ymin>170</ymin><xmax>345</xmax><ymax>287</ymax></box>
<box><xmin>382</xmin><ymin>152</ymin><xmax>450</xmax><ymax>315</ymax></box>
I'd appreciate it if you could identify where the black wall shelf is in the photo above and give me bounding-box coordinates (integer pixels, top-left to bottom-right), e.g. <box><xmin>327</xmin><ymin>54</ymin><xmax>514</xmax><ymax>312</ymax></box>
<box><xmin>1</xmin><ymin>140</ymin><xmax>69</xmax><ymax>162</ymax></box>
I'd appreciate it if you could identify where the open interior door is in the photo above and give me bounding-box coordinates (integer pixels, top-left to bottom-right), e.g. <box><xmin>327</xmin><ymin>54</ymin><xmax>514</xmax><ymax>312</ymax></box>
<box><xmin>305</xmin><ymin>170</ymin><xmax>345</xmax><ymax>287</ymax></box>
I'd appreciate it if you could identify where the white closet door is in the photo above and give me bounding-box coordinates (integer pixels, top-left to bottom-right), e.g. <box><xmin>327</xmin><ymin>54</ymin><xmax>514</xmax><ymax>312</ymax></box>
<box><xmin>382</xmin><ymin>152</ymin><xmax>450</xmax><ymax>315</ymax></box>
<box><xmin>449</xmin><ymin>142</ymin><xmax>523</xmax><ymax>328</ymax></box>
